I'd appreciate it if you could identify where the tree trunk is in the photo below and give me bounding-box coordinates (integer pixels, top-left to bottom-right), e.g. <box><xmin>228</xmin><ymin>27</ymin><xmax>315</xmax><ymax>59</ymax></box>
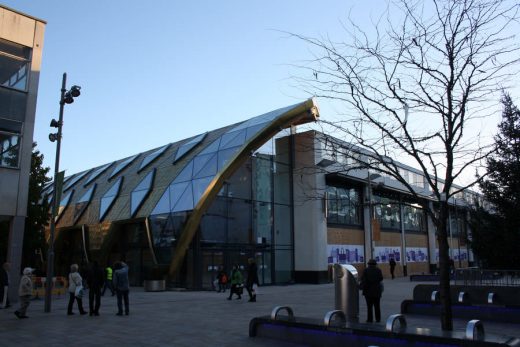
<box><xmin>438</xmin><ymin>202</ymin><xmax>453</xmax><ymax>330</ymax></box>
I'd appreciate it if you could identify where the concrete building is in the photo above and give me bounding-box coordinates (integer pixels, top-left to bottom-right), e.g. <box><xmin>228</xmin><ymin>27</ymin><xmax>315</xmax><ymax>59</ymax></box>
<box><xmin>0</xmin><ymin>5</ymin><xmax>46</xmax><ymax>298</ymax></box>
<box><xmin>44</xmin><ymin>99</ymin><xmax>476</xmax><ymax>289</ymax></box>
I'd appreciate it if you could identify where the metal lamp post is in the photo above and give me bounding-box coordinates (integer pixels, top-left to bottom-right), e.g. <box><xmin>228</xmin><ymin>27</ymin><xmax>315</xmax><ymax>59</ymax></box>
<box><xmin>367</xmin><ymin>172</ymin><xmax>381</xmax><ymax>262</ymax></box>
<box><xmin>44</xmin><ymin>73</ymin><xmax>81</xmax><ymax>313</ymax></box>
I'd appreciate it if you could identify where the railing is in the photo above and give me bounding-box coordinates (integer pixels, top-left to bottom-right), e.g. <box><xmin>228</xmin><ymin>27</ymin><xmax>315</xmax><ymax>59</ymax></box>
<box><xmin>453</xmin><ymin>268</ymin><xmax>520</xmax><ymax>287</ymax></box>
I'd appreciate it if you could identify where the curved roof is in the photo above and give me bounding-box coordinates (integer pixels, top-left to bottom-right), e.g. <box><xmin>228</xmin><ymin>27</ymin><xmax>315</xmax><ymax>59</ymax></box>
<box><xmin>49</xmin><ymin>99</ymin><xmax>319</xmax><ymax>263</ymax></box>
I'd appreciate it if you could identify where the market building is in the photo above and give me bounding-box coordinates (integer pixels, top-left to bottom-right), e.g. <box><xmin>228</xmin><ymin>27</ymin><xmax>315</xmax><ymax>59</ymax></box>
<box><xmin>44</xmin><ymin>98</ymin><xmax>476</xmax><ymax>289</ymax></box>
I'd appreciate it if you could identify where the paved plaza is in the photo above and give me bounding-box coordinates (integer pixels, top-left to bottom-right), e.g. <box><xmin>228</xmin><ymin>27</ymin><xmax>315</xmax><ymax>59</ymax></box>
<box><xmin>1</xmin><ymin>277</ymin><xmax>519</xmax><ymax>346</ymax></box>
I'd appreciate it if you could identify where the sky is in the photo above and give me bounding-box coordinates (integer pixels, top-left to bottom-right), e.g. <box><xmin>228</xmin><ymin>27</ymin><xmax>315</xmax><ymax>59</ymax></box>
<box><xmin>3</xmin><ymin>1</ymin><xmax>519</xmax><ymax>183</ymax></box>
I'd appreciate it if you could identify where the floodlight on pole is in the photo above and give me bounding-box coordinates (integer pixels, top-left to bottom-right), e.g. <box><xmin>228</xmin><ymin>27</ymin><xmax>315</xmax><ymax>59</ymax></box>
<box><xmin>44</xmin><ymin>73</ymin><xmax>81</xmax><ymax>313</ymax></box>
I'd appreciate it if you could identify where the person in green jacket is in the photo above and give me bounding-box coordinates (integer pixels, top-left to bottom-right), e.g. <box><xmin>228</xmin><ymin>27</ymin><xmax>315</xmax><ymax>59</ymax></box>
<box><xmin>227</xmin><ymin>264</ymin><xmax>243</xmax><ymax>300</ymax></box>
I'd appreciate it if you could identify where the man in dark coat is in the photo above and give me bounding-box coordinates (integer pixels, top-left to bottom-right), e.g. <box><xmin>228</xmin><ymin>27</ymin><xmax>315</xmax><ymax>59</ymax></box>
<box><xmin>389</xmin><ymin>257</ymin><xmax>397</xmax><ymax>279</ymax></box>
<box><xmin>360</xmin><ymin>258</ymin><xmax>384</xmax><ymax>323</ymax></box>
<box><xmin>86</xmin><ymin>261</ymin><xmax>105</xmax><ymax>316</ymax></box>
<box><xmin>246</xmin><ymin>258</ymin><xmax>259</xmax><ymax>302</ymax></box>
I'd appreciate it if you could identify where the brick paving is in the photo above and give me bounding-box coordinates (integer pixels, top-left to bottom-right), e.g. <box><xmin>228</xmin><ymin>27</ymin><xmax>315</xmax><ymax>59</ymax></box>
<box><xmin>0</xmin><ymin>277</ymin><xmax>518</xmax><ymax>346</ymax></box>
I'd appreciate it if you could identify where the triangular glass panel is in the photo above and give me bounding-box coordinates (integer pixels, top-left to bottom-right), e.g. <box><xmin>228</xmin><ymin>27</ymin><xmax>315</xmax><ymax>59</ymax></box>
<box><xmin>99</xmin><ymin>177</ymin><xmax>123</xmax><ymax>220</ymax></box>
<box><xmin>192</xmin><ymin>176</ymin><xmax>213</xmax><ymax>207</ymax></box>
<box><xmin>173</xmin><ymin>132</ymin><xmax>207</xmax><ymax>163</ymax></box>
<box><xmin>84</xmin><ymin>163</ymin><xmax>112</xmax><ymax>186</ymax></box>
<box><xmin>138</xmin><ymin>144</ymin><xmax>169</xmax><ymax>171</ymax></box>
<box><xmin>151</xmin><ymin>186</ymin><xmax>171</xmax><ymax>216</ymax></box>
<box><xmin>130</xmin><ymin>169</ymin><xmax>155</xmax><ymax>216</ymax></box>
<box><xmin>245</xmin><ymin>122</ymin><xmax>268</xmax><ymax>141</ymax></box>
<box><xmin>193</xmin><ymin>153</ymin><xmax>217</xmax><ymax>179</ymax></box>
<box><xmin>172</xmin><ymin>182</ymin><xmax>194</xmax><ymax>212</ymax></box>
<box><xmin>220</xmin><ymin>129</ymin><xmax>246</xmax><ymax>150</ymax></box>
<box><xmin>109</xmin><ymin>154</ymin><xmax>139</xmax><ymax>179</ymax></box>
<box><xmin>217</xmin><ymin>146</ymin><xmax>241</xmax><ymax>171</ymax></box>
<box><xmin>173</xmin><ymin>160</ymin><xmax>194</xmax><ymax>183</ymax></box>
<box><xmin>169</xmin><ymin>181</ymin><xmax>190</xmax><ymax>212</ymax></box>
<box><xmin>198</xmin><ymin>138</ymin><xmax>221</xmax><ymax>155</ymax></box>
<box><xmin>63</xmin><ymin>170</ymin><xmax>91</xmax><ymax>191</ymax></box>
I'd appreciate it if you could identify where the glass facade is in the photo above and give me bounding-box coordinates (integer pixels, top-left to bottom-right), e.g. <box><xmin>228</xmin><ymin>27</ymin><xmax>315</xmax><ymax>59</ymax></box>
<box><xmin>84</xmin><ymin>163</ymin><xmax>112</xmax><ymax>186</ymax></box>
<box><xmin>326</xmin><ymin>185</ymin><xmax>362</xmax><ymax>226</ymax></box>
<box><xmin>138</xmin><ymin>144</ymin><xmax>169</xmax><ymax>172</ymax></box>
<box><xmin>73</xmin><ymin>184</ymin><xmax>96</xmax><ymax>222</ymax></box>
<box><xmin>109</xmin><ymin>154</ymin><xmax>138</xmax><ymax>179</ymax></box>
<box><xmin>63</xmin><ymin>170</ymin><xmax>91</xmax><ymax>192</ymax></box>
<box><xmin>148</xmin><ymin>109</ymin><xmax>296</xmax><ymax>286</ymax></box>
<box><xmin>173</xmin><ymin>132</ymin><xmax>207</xmax><ymax>163</ymax></box>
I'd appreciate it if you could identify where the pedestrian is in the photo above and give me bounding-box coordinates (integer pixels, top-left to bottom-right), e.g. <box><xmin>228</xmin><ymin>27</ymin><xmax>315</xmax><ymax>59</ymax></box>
<box><xmin>86</xmin><ymin>261</ymin><xmax>104</xmax><ymax>316</ymax></box>
<box><xmin>101</xmin><ymin>263</ymin><xmax>114</xmax><ymax>296</ymax></box>
<box><xmin>227</xmin><ymin>264</ymin><xmax>243</xmax><ymax>300</ymax></box>
<box><xmin>67</xmin><ymin>264</ymin><xmax>87</xmax><ymax>315</ymax></box>
<box><xmin>389</xmin><ymin>257</ymin><xmax>396</xmax><ymax>279</ymax></box>
<box><xmin>1</xmin><ymin>262</ymin><xmax>10</xmax><ymax>308</ymax></box>
<box><xmin>216</xmin><ymin>266</ymin><xmax>228</xmax><ymax>293</ymax></box>
<box><xmin>245</xmin><ymin>258</ymin><xmax>259</xmax><ymax>302</ymax></box>
<box><xmin>113</xmin><ymin>261</ymin><xmax>130</xmax><ymax>316</ymax></box>
<box><xmin>14</xmin><ymin>267</ymin><xmax>33</xmax><ymax>319</ymax></box>
<box><xmin>360</xmin><ymin>259</ymin><xmax>383</xmax><ymax>323</ymax></box>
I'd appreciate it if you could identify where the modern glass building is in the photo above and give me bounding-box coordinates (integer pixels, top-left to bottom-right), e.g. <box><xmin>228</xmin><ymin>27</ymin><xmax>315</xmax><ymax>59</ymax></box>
<box><xmin>46</xmin><ymin>98</ymin><xmax>476</xmax><ymax>289</ymax></box>
<box><xmin>46</xmin><ymin>100</ymin><xmax>319</xmax><ymax>287</ymax></box>
<box><xmin>0</xmin><ymin>5</ymin><xmax>46</xmax><ymax>298</ymax></box>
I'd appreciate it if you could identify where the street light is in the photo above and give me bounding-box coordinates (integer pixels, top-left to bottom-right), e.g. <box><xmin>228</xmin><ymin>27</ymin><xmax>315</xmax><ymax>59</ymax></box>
<box><xmin>44</xmin><ymin>73</ymin><xmax>81</xmax><ymax>313</ymax></box>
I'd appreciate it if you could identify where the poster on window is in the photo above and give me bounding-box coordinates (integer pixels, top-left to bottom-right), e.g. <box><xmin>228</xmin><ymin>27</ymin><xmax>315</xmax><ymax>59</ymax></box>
<box><xmin>374</xmin><ymin>247</ymin><xmax>401</xmax><ymax>263</ymax></box>
<box><xmin>373</xmin><ymin>247</ymin><xmax>401</xmax><ymax>263</ymax></box>
<box><xmin>434</xmin><ymin>248</ymin><xmax>469</xmax><ymax>262</ymax></box>
<box><xmin>327</xmin><ymin>245</ymin><xmax>365</xmax><ymax>264</ymax></box>
<box><xmin>405</xmin><ymin>247</ymin><xmax>428</xmax><ymax>262</ymax></box>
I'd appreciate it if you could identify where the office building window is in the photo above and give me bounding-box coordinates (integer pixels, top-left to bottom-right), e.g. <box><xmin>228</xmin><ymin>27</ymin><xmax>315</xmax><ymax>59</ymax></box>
<box><xmin>0</xmin><ymin>130</ymin><xmax>20</xmax><ymax>168</ymax></box>
<box><xmin>403</xmin><ymin>204</ymin><xmax>426</xmax><ymax>233</ymax></box>
<box><xmin>326</xmin><ymin>185</ymin><xmax>362</xmax><ymax>226</ymax></box>
<box><xmin>373</xmin><ymin>194</ymin><xmax>401</xmax><ymax>230</ymax></box>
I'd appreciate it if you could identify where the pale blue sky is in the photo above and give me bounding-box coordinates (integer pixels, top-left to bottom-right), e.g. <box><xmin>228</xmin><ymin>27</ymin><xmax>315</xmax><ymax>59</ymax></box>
<box><xmin>3</xmin><ymin>1</ymin><xmax>518</xmax><ymax>181</ymax></box>
<box><xmin>5</xmin><ymin>0</ymin><xmax>375</xmax><ymax>176</ymax></box>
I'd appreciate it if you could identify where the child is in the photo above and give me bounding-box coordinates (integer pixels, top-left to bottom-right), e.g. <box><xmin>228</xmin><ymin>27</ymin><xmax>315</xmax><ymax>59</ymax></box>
<box><xmin>14</xmin><ymin>267</ymin><xmax>33</xmax><ymax>319</ymax></box>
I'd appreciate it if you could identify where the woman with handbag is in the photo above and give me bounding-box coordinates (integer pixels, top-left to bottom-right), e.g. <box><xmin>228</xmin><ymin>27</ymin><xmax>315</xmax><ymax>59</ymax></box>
<box><xmin>67</xmin><ymin>264</ymin><xmax>87</xmax><ymax>316</ymax></box>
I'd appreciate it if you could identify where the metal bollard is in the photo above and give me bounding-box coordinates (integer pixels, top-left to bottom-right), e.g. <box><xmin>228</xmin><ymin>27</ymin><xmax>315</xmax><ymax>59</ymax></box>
<box><xmin>458</xmin><ymin>292</ymin><xmax>468</xmax><ymax>303</ymax></box>
<box><xmin>323</xmin><ymin>310</ymin><xmax>346</xmax><ymax>327</ymax></box>
<box><xmin>385</xmin><ymin>314</ymin><xmax>407</xmax><ymax>333</ymax></box>
<box><xmin>487</xmin><ymin>292</ymin><xmax>496</xmax><ymax>304</ymax></box>
<box><xmin>431</xmin><ymin>290</ymin><xmax>439</xmax><ymax>302</ymax></box>
<box><xmin>271</xmin><ymin>306</ymin><xmax>294</xmax><ymax>321</ymax></box>
<box><xmin>466</xmin><ymin>320</ymin><xmax>485</xmax><ymax>340</ymax></box>
<box><xmin>334</xmin><ymin>264</ymin><xmax>359</xmax><ymax>322</ymax></box>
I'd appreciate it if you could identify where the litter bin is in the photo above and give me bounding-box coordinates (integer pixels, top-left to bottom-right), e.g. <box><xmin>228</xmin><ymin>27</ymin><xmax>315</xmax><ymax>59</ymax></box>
<box><xmin>333</xmin><ymin>263</ymin><xmax>359</xmax><ymax>322</ymax></box>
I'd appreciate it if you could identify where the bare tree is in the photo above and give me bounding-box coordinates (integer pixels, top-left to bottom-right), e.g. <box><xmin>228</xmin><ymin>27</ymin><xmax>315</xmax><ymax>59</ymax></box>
<box><xmin>292</xmin><ymin>0</ymin><xmax>519</xmax><ymax>330</ymax></box>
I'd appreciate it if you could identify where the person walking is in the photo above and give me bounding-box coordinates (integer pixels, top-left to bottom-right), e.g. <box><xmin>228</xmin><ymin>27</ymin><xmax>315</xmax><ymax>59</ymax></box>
<box><xmin>113</xmin><ymin>261</ymin><xmax>130</xmax><ymax>316</ymax></box>
<box><xmin>1</xmin><ymin>262</ymin><xmax>10</xmax><ymax>308</ymax></box>
<box><xmin>245</xmin><ymin>258</ymin><xmax>259</xmax><ymax>302</ymax></box>
<box><xmin>216</xmin><ymin>266</ymin><xmax>228</xmax><ymax>293</ymax></box>
<box><xmin>86</xmin><ymin>261</ymin><xmax>104</xmax><ymax>316</ymax></box>
<box><xmin>360</xmin><ymin>259</ymin><xmax>383</xmax><ymax>323</ymax></box>
<box><xmin>101</xmin><ymin>263</ymin><xmax>114</xmax><ymax>296</ymax></box>
<box><xmin>14</xmin><ymin>267</ymin><xmax>33</xmax><ymax>319</ymax></box>
<box><xmin>67</xmin><ymin>264</ymin><xmax>87</xmax><ymax>315</ymax></box>
<box><xmin>227</xmin><ymin>264</ymin><xmax>243</xmax><ymax>300</ymax></box>
<box><xmin>389</xmin><ymin>257</ymin><xmax>396</xmax><ymax>279</ymax></box>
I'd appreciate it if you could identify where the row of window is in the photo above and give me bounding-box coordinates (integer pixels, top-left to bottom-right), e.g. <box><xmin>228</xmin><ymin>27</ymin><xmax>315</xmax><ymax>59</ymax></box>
<box><xmin>326</xmin><ymin>185</ymin><xmax>426</xmax><ymax>232</ymax></box>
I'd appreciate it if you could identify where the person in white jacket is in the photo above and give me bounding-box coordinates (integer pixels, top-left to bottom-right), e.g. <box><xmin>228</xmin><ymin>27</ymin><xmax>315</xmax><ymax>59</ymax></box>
<box><xmin>67</xmin><ymin>264</ymin><xmax>87</xmax><ymax>315</ymax></box>
<box><xmin>14</xmin><ymin>267</ymin><xmax>33</xmax><ymax>319</ymax></box>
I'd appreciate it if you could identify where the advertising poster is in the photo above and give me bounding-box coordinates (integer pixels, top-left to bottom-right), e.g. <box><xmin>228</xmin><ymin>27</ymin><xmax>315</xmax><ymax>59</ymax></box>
<box><xmin>405</xmin><ymin>247</ymin><xmax>428</xmax><ymax>262</ymax></box>
<box><xmin>327</xmin><ymin>245</ymin><xmax>365</xmax><ymax>264</ymax></box>
<box><xmin>434</xmin><ymin>248</ymin><xmax>469</xmax><ymax>262</ymax></box>
<box><xmin>373</xmin><ymin>247</ymin><xmax>401</xmax><ymax>263</ymax></box>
